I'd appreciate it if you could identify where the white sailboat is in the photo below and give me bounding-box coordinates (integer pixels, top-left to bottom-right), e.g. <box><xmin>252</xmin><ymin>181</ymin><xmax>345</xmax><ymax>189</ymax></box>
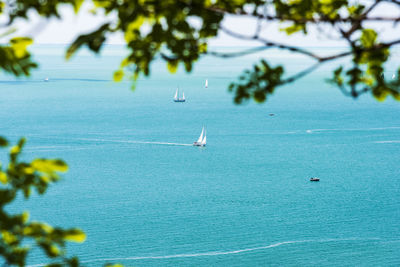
<box><xmin>201</xmin><ymin>132</ymin><xmax>206</xmax><ymax>146</ymax></box>
<box><xmin>205</xmin><ymin>79</ymin><xmax>208</xmax><ymax>88</ymax></box>
<box><xmin>193</xmin><ymin>126</ymin><xmax>206</xmax><ymax>147</ymax></box>
<box><xmin>173</xmin><ymin>88</ymin><xmax>186</xmax><ymax>102</ymax></box>
<box><xmin>393</xmin><ymin>74</ymin><xmax>396</xmax><ymax>79</ymax></box>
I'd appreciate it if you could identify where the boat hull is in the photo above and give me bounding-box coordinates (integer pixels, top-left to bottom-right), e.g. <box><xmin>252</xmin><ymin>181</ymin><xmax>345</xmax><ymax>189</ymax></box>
<box><xmin>193</xmin><ymin>142</ymin><xmax>205</xmax><ymax>147</ymax></box>
<box><xmin>173</xmin><ymin>99</ymin><xmax>185</xmax><ymax>102</ymax></box>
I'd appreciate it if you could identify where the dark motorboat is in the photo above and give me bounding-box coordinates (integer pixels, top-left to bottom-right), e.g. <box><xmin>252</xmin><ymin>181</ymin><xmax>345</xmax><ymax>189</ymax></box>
<box><xmin>310</xmin><ymin>177</ymin><xmax>320</xmax><ymax>182</ymax></box>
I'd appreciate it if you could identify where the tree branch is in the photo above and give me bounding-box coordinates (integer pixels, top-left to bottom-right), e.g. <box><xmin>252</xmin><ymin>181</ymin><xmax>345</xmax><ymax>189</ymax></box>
<box><xmin>220</xmin><ymin>26</ymin><xmax>322</xmax><ymax>60</ymax></box>
<box><xmin>281</xmin><ymin>62</ymin><xmax>321</xmax><ymax>85</ymax></box>
<box><xmin>208</xmin><ymin>6</ymin><xmax>400</xmax><ymax>23</ymax></box>
<box><xmin>207</xmin><ymin>46</ymin><xmax>271</xmax><ymax>58</ymax></box>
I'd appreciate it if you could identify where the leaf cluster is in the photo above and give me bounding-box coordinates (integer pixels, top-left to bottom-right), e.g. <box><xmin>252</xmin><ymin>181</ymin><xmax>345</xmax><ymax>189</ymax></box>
<box><xmin>2</xmin><ymin>0</ymin><xmax>399</xmax><ymax>103</ymax></box>
<box><xmin>274</xmin><ymin>0</ymin><xmax>351</xmax><ymax>34</ymax></box>
<box><xmin>0</xmin><ymin>137</ymin><xmax>85</xmax><ymax>267</ymax></box>
<box><xmin>3</xmin><ymin>0</ymin><xmax>84</xmax><ymax>23</ymax></box>
<box><xmin>0</xmin><ymin>37</ymin><xmax>37</xmax><ymax>76</ymax></box>
<box><xmin>229</xmin><ymin>60</ymin><xmax>283</xmax><ymax>104</ymax></box>
<box><xmin>329</xmin><ymin>30</ymin><xmax>400</xmax><ymax>100</ymax></box>
<box><xmin>65</xmin><ymin>0</ymin><xmax>263</xmax><ymax>83</ymax></box>
<box><xmin>229</xmin><ymin>1</ymin><xmax>400</xmax><ymax>103</ymax></box>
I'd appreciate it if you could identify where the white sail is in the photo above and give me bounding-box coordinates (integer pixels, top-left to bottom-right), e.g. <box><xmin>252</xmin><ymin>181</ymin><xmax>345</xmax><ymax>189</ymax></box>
<box><xmin>174</xmin><ymin>89</ymin><xmax>178</xmax><ymax>100</ymax></box>
<box><xmin>201</xmin><ymin>130</ymin><xmax>206</xmax><ymax>146</ymax></box>
<box><xmin>196</xmin><ymin>127</ymin><xmax>204</xmax><ymax>143</ymax></box>
<box><xmin>393</xmin><ymin>74</ymin><xmax>396</xmax><ymax>79</ymax></box>
<box><xmin>182</xmin><ymin>92</ymin><xmax>185</xmax><ymax>100</ymax></box>
<box><xmin>205</xmin><ymin>79</ymin><xmax>208</xmax><ymax>88</ymax></box>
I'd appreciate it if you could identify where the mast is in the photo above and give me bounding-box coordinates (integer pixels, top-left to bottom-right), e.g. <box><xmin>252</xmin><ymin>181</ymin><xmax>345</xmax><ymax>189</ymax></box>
<box><xmin>174</xmin><ymin>88</ymin><xmax>178</xmax><ymax>100</ymax></box>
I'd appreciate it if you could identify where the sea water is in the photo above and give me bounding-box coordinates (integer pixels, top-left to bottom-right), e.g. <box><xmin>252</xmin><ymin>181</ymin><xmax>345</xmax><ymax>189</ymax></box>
<box><xmin>1</xmin><ymin>45</ymin><xmax>400</xmax><ymax>266</ymax></box>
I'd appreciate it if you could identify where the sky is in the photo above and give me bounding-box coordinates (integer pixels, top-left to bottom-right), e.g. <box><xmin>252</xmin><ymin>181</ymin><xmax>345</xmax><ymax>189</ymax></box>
<box><xmin>8</xmin><ymin>1</ymin><xmax>400</xmax><ymax>47</ymax></box>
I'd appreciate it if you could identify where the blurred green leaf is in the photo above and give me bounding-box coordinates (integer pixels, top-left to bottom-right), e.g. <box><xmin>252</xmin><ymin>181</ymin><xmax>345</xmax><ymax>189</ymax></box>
<box><xmin>167</xmin><ymin>60</ymin><xmax>179</xmax><ymax>73</ymax></box>
<box><xmin>32</xmin><ymin>159</ymin><xmax>68</xmax><ymax>173</ymax></box>
<box><xmin>0</xmin><ymin>136</ymin><xmax>8</xmax><ymax>147</ymax></box>
<box><xmin>64</xmin><ymin>229</ymin><xmax>86</xmax><ymax>243</ymax></box>
<box><xmin>66</xmin><ymin>23</ymin><xmax>110</xmax><ymax>60</ymax></box>
<box><xmin>360</xmin><ymin>29</ymin><xmax>377</xmax><ymax>48</ymax></box>
<box><xmin>113</xmin><ymin>69</ymin><xmax>124</xmax><ymax>82</ymax></box>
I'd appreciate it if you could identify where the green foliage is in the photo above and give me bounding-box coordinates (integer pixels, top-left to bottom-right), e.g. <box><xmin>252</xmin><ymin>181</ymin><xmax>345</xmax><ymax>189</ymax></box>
<box><xmin>0</xmin><ymin>137</ymin><xmax>85</xmax><ymax>267</ymax></box>
<box><xmin>0</xmin><ymin>1</ymin><xmax>398</xmax><ymax>265</ymax></box>
<box><xmin>0</xmin><ymin>137</ymin><xmax>8</xmax><ymax>147</ymax></box>
<box><xmin>4</xmin><ymin>0</ymin><xmax>84</xmax><ymax>23</ymax></box>
<box><xmin>276</xmin><ymin>0</ymin><xmax>350</xmax><ymax>34</ymax></box>
<box><xmin>328</xmin><ymin>27</ymin><xmax>399</xmax><ymax>101</ymax></box>
<box><xmin>0</xmin><ymin>38</ymin><xmax>37</xmax><ymax>76</ymax></box>
<box><xmin>1</xmin><ymin>0</ymin><xmax>399</xmax><ymax>104</ymax></box>
<box><xmin>76</xmin><ymin>0</ymin><xmax>264</xmax><ymax>81</ymax></box>
<box><xmin>229</xmin><ymin>60</ymin><xmax>284</xmax><ymax>104</ymax></box>
<box><xmin>66</xmin><ymin>23</ymin><xmax>110</xmax><ymax>60</ymax></box>
<box><xmin>360</xmin><ymin>29</ymin><xmax>377</xmax><ymax>49</ymax></box>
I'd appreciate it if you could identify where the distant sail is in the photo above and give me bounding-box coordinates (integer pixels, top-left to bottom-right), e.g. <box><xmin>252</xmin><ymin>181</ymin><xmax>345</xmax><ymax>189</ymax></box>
<box><xmin>393</xmin><ymin>74</ymin><xmax>396</xmax><ymax>79</ymax></box>
<box><xmin>197</xmin><ymin>127</ymin><xmax>204</xmax><ymax>143</ymax></box>
<box><xmin>194</xmin><ymin>126</ymin><xmax>206</xmax><ymax>147</ymax></box>
<box><xmin>205</xmin><ymin>79</ymin><xmax>208</xmax><ymax>88</ymax></box>
<box><xmin>173</xmin><ymin>88</ymin><xmax>185</xmax><ymax>102</ymax></box>
<box><xmin>201</xmin><ymin>130</ymin><xmax>206</xmax><ymax>146</ymax></box>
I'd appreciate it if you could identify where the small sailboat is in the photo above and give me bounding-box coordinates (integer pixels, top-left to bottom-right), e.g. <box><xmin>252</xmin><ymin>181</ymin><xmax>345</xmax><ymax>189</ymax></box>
<box><xmin>205</xmin><ymin>79</ymin><xmax>208</xmax><ymax>88</ymax></box>
<box><xmin>393</xmin><ymin>74</ymin><xmax>396</xmax><ymax>79</ymax></box>
<box><xmin>44</xmin><ymin>77</ymin><xmax>49</xmax><ymax>82</ymax></box>
<box><xmin>173</xmin><ymin>88</ymin><xmax>185</xmax><ymax>102</ymax></box>
<box><xmin>193</xmin><ymin>126</ymin><xmax>206</xmax><ymax>147</ymax></box>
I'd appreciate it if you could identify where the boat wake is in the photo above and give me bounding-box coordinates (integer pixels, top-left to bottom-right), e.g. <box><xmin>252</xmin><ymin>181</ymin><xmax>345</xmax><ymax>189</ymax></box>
<box><xmin>306</xmin><ymin>126</ymin><xmax>400</xmax><ymax>134</ymax></box>
<box><xmin>24</xmin><ymin>145</ymin><xmax>96</xmax><ymax>152</ymax></box>
<box><xmin>27</xmin><ymin>237</ymin><xmax>381</xmax><ymax>266</ymax></box>
<box><xmin>79</xmin><ymin>238</ymin><xmax>383</xmax><ymax>264</ymax></box>
<box><xmin>77</xmin><ymin>138</ymin><xmax>193</xmax><ymax>147</ymax></box>
<box><xmin>125</xmin><ymin>140</ymin><xmax>192</xmax><ymax>146</ymax></box>
<box><xmin>373</xmin><ymin>140</ymin><xmax>400</xmax><ymax>144</ymax></box>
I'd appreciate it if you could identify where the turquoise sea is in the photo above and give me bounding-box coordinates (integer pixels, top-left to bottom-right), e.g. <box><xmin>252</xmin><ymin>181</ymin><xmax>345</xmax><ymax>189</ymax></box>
<box><xmin>1</xmin><ymin>45</ymin><xmax>400</xmax><ymax>266</ymax></box>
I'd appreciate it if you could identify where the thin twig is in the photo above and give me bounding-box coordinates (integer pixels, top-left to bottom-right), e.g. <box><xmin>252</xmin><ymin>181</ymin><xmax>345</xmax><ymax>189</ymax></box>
<box><xmin>281</xmin><ymin>62</ymin><xmax>321</xmax><ymax>84</ymax></box>
<box><xmin>207</xmin><ymin>46</ymin><xmax>271</xmax><ymax>58</ymax></box>
<box><xmin>207</xmin><ymin>6</ymin><xmax>400</xmax><ymax>23</ymax></box>
<box><xmin>220</xmin><ymin>26</ymin><xmax>322</xmax><ymax>60</ymax></box>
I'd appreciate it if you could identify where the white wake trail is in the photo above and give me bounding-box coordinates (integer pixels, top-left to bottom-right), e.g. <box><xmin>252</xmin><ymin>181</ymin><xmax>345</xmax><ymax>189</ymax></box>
<box><xmin>373</xmin><ymin>140</ymin><xmax>400</xmax><ymax>144</ymax></box>
<box><xmin>80</xmin><ymin>238</ymin><xmax>380</xmax><ymax>264</ymax></box>
<box><xmin>77</xmin><ymin>138</ymin><xmax>193</xmax><ymax>147</ymax></box>
<box><xmin>306</xmin><ymin>126</ymin><xmax>400</xmax><ymax>134</ymax></box>
<box><xmin>27</xmin><ymin>237</ymin><xmax>382</xmax><ymax>266</ymax></box>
